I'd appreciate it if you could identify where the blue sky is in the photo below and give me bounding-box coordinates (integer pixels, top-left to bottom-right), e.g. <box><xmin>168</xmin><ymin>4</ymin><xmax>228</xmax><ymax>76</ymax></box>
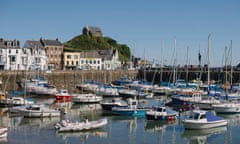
<box><xmin>1</xmin><ymin>0</ymin><xmax>240</xmax><ymax>67</ymax></box>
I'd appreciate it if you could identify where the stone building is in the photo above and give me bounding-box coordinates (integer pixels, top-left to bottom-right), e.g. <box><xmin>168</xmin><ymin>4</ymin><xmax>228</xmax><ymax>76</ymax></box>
<box><xmin>40</xmin><ymin>38</ymin><xmax>63</xmax><ymax>70</ymax></box>
<box><xmin>82</xmin><ymin>26</ymin><xmax>103</xmax><ymax>37</ymax></box>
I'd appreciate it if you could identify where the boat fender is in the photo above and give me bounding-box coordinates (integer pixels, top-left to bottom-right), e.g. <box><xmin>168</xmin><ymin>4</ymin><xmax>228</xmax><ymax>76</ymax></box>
<box><xmin>167</xmin><ymin>116</ymin><xmax>170</xmax><ymax>121</ymax></box>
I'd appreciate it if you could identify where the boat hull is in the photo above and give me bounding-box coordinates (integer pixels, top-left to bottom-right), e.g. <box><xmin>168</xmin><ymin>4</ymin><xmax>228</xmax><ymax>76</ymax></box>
<box><xmin>55</xmin><ymin>96</ymin><xmax>72</xmax><ymax>101</ymax></box>
<box><xmin>182</xmin><ymin>120</ymin><xmax>227</xmax><ymax>129</ymax></box>
<box><xmin>213</xmin><ymin>104</ymin><xmax>240</xmax><ymax>114</ymax></box>
<box><xmin>111</xmin><ymin>107</ymin><xmax>150</xmax><ymax>117</ymax></box>
<box><xmin>146</xmin><ymin>113</ymin><xmax>176</xmax><ymax>120</ymax></box>
<box><xmin>171</xmin><ymin>96</ymin><xmax>213</xmax><ymax>110</ymax></box>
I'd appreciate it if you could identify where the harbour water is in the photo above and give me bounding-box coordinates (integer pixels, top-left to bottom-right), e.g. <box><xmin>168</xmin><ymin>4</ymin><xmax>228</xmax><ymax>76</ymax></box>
<box><xmin>1</xmin><ymin>96</ymin><xmax>240</xmax><ymax>144</ymax></box>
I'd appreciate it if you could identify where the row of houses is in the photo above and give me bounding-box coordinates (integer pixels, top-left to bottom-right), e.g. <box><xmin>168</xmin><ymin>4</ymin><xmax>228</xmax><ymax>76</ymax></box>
<box><xmin>0</xmin><ymin>38</ymin><xmax>122</xmax><ymax>71</ymax></box>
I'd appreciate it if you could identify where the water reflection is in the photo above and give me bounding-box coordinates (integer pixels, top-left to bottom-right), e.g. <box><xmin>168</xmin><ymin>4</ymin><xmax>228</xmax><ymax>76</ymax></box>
<box><xmin>182</xmin><ymin>126</ymin><xmax>227</xmax><ymax>144</ymax></box>
<box><xmin>56</xmin><ymin>129</ymin><xmax>107</xmax><ymax>143</ymax></box>
<box><xmin>144</xmin><ymin>120</ymin><xmax>176</xmax><ymax>133</ymax></box>
<box><xmin>20</xmin><ymin>117</ymin><xmax>60</xmax><ymax>128</ymax></box>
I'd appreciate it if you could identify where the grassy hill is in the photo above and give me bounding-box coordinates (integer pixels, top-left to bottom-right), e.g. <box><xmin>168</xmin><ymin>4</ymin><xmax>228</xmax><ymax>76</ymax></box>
<box><xmin>64</xmin><ymin>35</ymin><xmax>130</xmax><ymax>61</ymax></box>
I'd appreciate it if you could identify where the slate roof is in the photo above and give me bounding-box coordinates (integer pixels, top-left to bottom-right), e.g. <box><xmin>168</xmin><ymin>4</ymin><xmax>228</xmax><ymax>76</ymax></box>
<box><xmin>23</xmin><ymin>40</ymin><xmax>45</xmax><ymax>49</ymax></box>
<box><xmin>80</xmin><ymin>51</ymin><xmax>101</xmax><ymax>58</ymax></box>
<box><xmin>0</xmin><ymin>38</ymin><xmax>6</xmax><ymax>48</ymax></box>
<box><xmin>98</xmin><ymin>49</ymin><xmax>113</xmax><ymax>60</ymax></box>
<box><xmin>40</xmin><ymin>38</ymin><xmax>62</xmax><ymax>46</ymax></box>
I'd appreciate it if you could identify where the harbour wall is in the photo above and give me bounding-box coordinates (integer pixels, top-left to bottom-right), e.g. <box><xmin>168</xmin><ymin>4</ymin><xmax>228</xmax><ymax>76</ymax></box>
<box><xmin>1</xmin><ymin>69</ymin><xmax>240</xmax><ymax>93</ymax></box>
<box><xmin>0</xmin><ymin>70</ymin><xmax>138</xmax><ymax>93</ymax></box>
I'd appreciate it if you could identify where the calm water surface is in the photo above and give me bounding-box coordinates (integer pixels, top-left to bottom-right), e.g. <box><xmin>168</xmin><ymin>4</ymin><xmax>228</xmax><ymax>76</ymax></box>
<box><xmin>1</xmin><ymin>97</ymin><xmax>240</xmax><ymax>144</ymax></box>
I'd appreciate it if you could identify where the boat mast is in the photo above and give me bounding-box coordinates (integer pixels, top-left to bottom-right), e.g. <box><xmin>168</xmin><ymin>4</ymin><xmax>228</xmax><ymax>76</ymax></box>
<box><xmin>186</xmin><ymin>46</ymin><xmax>189</xmax><ymax>82</ymax></box>
<box><xmin>225</xmin><ymin>46</ymin><xmax>228</xmax><ymax>88</ymax></box>
<box><xmin>207</xmin><ymin>34</ymin><xmax>211</xmax><ymax>89</ymax></box>
<box><xmin>143</xmin><ymin>48</ymin><xmax>146</xmax><ymax>81</ymax></box>
<box><xmin>173</xmin><ymin>37</ymin><xmax>177</xmax><ymax>83</ymax></box>
<box><xmin>160</xmin><ymin>41</ymin><xmax>164</xmax><ymax>82</ymax></box>
<box><xmin>230</xmin><ymin>40</ymin><xmax>232</xmax><ymax>85</ymax></box>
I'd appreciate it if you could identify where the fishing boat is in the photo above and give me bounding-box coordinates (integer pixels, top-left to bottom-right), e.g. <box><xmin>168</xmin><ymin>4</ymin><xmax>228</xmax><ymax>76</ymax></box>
<box><xmin>182</xmin><ymin>110</ymin><xmax>227</xmax><ymax>129</ymax></box>
<box><xmin>72</xmin><ymin>93</ymin><xmax>103</xmax><ymax>103</ymax></box>
<box><xmin>100</xmin><ymin>97</ymin><xmax>128</xmax><ymax>110</ymax></box>
<box><xmin>111</xmin><ymin>97</ymin><xmax>152</xmax><ymax>117</ymax></box>
<box><xmin>54</xmin><ymin>89</ymin><xmax>72</xmax><ymax>101</ymax></box>
<box><xmin>145</xmin><ymin>105</ymin><xmax>177</xmax><ymax>120</ymax></box>
<box><xmin>55</xmin><ymin>118</ymin><xmax>108</xmax><ymax>132</ymax></box>
<box><xmin>20</xmin><ymin>104</ymin><xmax>61</xmax><ymax>118</ymax></box>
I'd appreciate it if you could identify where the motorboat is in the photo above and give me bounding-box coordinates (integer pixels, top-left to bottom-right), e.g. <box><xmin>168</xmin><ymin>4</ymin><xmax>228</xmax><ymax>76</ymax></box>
<box><xmin>111</xmin><ymin>97</ymin><xmax>152</xmax><ymax>117</ymax></box>
<box><xmin>171</xmin><ymin>91</ymin><xmax>220</xmax><ymax>110</ymax></box>
<box><xmin>72</xmin><ymin>93</ymin><xmax>103</xmax><ymax>103</ymax></box>
<box><xmin>55</xmin><ymin>118</ymin><xmax>108</xmax><ymax>132</ymax></box>
<box><xmin>54</xmin><ymin>89</ymin><xmax>72</xmax><ymax>101</ymax></box>
<box><xmin>118</xmin><ymin>89</ymin><xmax>150</xmax><ymax>99</ymax></box>
<box><xmin>94</xmin><ymin>85</ymin><xmax>119</xmax><ymax>97</ymax></box>
<box><xmin>212</xmin><ymin>101</ymin><xmax>240</xmax><ymax>114</ymax></box>
<box><xmin>100</xmin><ymin>97</ymin><xmax>128</xmax><ymax>110</ymax></box>
<box><xmin>145</xmin><ymin>105</ymin><xmax>177</xmax><ymax>120</ymax></box>
<box><xmin>20</xmin><ymin>104</ymin><xmax>61</xmax><ymax>118</ymax></box>
<box><xmin>182</xmin><ymin>110</ymin><xmax>227</xmax><ymax>129</ymax></box>
<box><xmin>0</xmin><ymin>90</ymin><xmax>34</xmax><ymax>107</ymax></box>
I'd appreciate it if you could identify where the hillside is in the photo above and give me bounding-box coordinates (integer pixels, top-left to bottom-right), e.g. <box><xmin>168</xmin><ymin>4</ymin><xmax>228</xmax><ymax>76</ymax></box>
<box><xmin>64</xmin><ymin>35</ymin><xmax>130</xmax><ymax>61</ymax></box>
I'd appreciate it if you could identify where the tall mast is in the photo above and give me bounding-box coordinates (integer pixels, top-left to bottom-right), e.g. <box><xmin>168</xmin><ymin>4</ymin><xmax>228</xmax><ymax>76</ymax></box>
<box><xmin>225</xmin><ymin>46</ymin><xmax>228</xmax><ymax>86</ymax></box>
<box><xmin>207</xmin><ymin>34</ymin><xmax>211</xmax><ymax>87</ymax></box>
<box><xmin>173</xmin><ymin>37</ymin><xmax>177</xmax><ymax>83</ymax></box>
<box><xmin>160</xmin><ymin>41</ymin><xmax>164</xmax><ymax>82</ymax></box>
<box><xmin>230</xmin><ymin>40</ymin><xmax>233</xmax><ymax>85</ymax></box>
<box><xmin>143</xmin><ymin>48</ymin><xmax>146</xmax><ymax>81</ymax></box>
<box><xmin>186</xmin><ymin>46</ymin><xmax>189</xmax><ymax>82</ymax></box>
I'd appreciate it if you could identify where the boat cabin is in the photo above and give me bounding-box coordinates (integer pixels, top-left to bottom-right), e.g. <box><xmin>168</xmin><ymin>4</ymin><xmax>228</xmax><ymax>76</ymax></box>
<box><xmin>126</xmin><ymin>98</ymin><xmax>138</xmax><ymax>109</ymax></box>
<box><xmin>58</xmin><ymin>89</ymin><xmax>68</xmax><ymax>94</ymax></box>
<box><xmin>153</xmin><ymin>106</ymin><xmax>166</xmax><ymax>113</ymax></box>
<box><xmin>188</xmin><ymin>110</ymin><xmax>206</xmax><ymax>120</ymax></box>
<box><xmin>26</xmin><ymin>105</ymin><xmax>41</xmax><ymax>111</ymax></box>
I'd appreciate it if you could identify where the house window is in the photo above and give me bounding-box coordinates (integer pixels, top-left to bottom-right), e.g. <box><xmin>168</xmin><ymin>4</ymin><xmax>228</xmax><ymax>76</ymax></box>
<box><xmin>81</xmin><ymin>60</ymin><xmax>84</xmax><ymax>64</ymax></box>
<box><xmin>9</xmin><ymin>49</ymin><xmax>11</xmax><ymax>54</ymax></box>
<box><xmin>67</xmin><ymin>55</ymin><xmax>71</xmax><ymax>59</ymax></box>
<box><xmin>7</xmin><ymin>42</ymin><xmax>11</xmax><ymax>46</ymax></box>
<box><xmin>74</xmin><ymin>55</ymin><xmax>78</xmax><ymax>59</ymax></box>
<box><xmin>16</xmin><ymin>50</ymin><xmax>18</xmax><ymax>54</ymax></box>
<box><xmin>94</xmin><ymin>60</ymin><xmax>96</xmax><ymax>64</ymax></box>
<box><xmin>98</xmin><ymin>60</ymin><xmax>100</xmax><ymax>64</ymax></box>
<box><xmin>76</xmin><ymin>61</ymin><xmax>79</xmax><ymax>65</ymax></box>
<box><xmin>67</xmin><ymin>61</ymin><xmax>69</xmax><ymax>65</ymax></box>
<box><xmin>72</xmin><ymin>61</ymin><xmax>74</xmax><ymax>65</ymax></box>
<box><xmin>10</xmin><ymin>56</ymin><xmax>16</xmax><ymax>64</ymax></box>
